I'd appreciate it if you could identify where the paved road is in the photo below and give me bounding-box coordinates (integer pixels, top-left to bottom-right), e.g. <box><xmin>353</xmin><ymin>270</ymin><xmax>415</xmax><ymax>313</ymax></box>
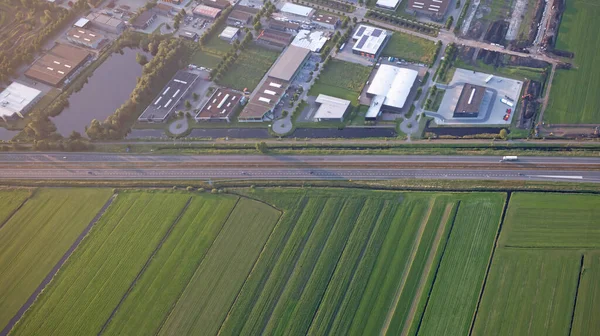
<box><xmin>0</xmin><ymin>153</ymin><xmax>599</xmax><ymax>182</ymax></box>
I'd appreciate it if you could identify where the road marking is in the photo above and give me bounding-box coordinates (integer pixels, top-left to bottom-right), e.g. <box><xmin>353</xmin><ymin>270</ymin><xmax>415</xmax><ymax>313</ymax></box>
<box><xmin>533</xmin><ymin>175</ymin><xmax>584</xmax><ymax>180</ymax></box>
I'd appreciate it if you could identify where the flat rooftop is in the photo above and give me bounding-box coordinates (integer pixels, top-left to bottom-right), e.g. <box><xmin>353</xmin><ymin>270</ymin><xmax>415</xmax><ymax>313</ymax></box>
<box><xmin>193</xmin><ymin>5</ymin><xmax>222</xmax><ymax>18</ymax></box>
<box><xmin>268</xmin><ymin>45</ymin><xmax>310</xmax><ymax>81</ymax></box>
<box><xmin>376</xmin><ymin>0</ymin><xmax>400</xmax><ymax>8</ymax></box>
<box><xmin>454</xmin><ymin>83</ymin><xmax>486</xmax><ymax>114</ymax></box>
<box><xmin>291</xmin><ymin>30</ymin><xmax>329</xmax><ymax>52</ymax></box>
<box><xmin>240</xmin><ymin>77</ymin><xmax>287</xmax><ymax>119</ymax></box>
<box><xmin>196</xmin><ymin>88</ymin><xmax>241</xmax><ymax>120</ymax></box>
<box><xmin>66</xmin><ymin>27</ymin><xmax>105</xmax><ymax>45</ymax></box>
<box><xmin>280</xmin><ymin>3</ymin><xmax>314</xmax><ymax>17</ymax></box>
<box><xmin>312</xmin><ymin>13</ymin><xmax>339</xmax><ymax>25</ymax></box>
<box><xmin>24</xmin><ymin>44</ymin><xmax>90</xmax><ymax>86</ymax></box>
<box><xmin>314</xmin><ymin>94</ymin><xmax>351</xmax><ymax>120</ymax></box>
<box><xmin>408</xmin><ymin>0</ymin><xmax>451</xmax><ymax>15</ymax></box>
<box><xmin>229</xmin><ymin>9</ymin><xmax>253</xmax><ymax>22</ymax></box>
<box><xmin>0</xmin><ymin>82</ymin><xmax>42</xmax><ymax>118</ymax></box>
<box><xmin>352</xmin><ymin>25</ymin><xmax>389</xmax><ymax>55</ymax></box>
<box><xmin>257</xmin><ymin>28</ymin><xmax>293</xmax><ymax>47</ymax></box>
<box><xmin>367</xmin><ymin>64</ymin><xmax>418</xmax><ymax>109</ymax></box>
<box><xmin>220</xmin><ymin>26</ymin><xmax>239</xmax><ymax>39</ymax></box>
<box><xmin>86</xmin><ymin>12</ymin><xmax>124</xmax><ymax>27</ymax></box>
<box><xmin>138</xmin><ymin>71</ymin><xmax>199</xmax><ymax>122</ymax></box>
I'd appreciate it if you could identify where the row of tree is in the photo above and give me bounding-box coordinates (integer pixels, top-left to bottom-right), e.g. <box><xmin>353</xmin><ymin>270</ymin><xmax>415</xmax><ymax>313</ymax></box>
<box><xmin>86</xmin><ymin>38</ymin><xmax>190</xmax><ymax>140</ymax></box>
<box><xmin>198</xmin><ymin>6</ymin><xmax>234</xmax><ymax>48</ymax></box>
<box><xmin>210</xmin><ymin>31</ymin><xmax>253</xmax><ymax>82</ymax></box>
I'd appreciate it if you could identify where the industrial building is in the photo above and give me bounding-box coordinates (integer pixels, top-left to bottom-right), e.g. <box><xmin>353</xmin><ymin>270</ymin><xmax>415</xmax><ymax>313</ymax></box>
<box><xmin>193</xmin><ymin>5</ymin><xmax>222</xmax><ymax>19</ymax></box>
<box><xmin>453</xmin><ymin>83</ymin><xmax>486</xmax><ymax>118</ymax></box>
<box><xmin>312</xmin><ymin>13</ymin><xmax>339</xmax><ymax>30</ymax></box>
<box><xmin>352</xmin><ymin>25</ymin><xmax>389</xmax><ymax>59</ymax></box>
<box><xmin>25</xmin><ymin>44</ymin><xmax>91</xmax><ymax>87</ymax></box>
<box><xmin>239</xmin><ymin>45</ymin><xmax>310</xmax><ymax>122</ymax></box>
<box><xmin>407</xmin><ymin>0</ymin><xmax>450</xmax><ymax>18</ymax></box>
<box><xmin>256</xmin><ymin>29</ymin><xmax>293</xmax><ymax>50</ymax></box>
<box><xmin>86</xmin><ymin>13</ymin><xmax>126</xmax><ymax>34</ymax></box>
<box><xmin>227</xmin><ymin>9</ymin><xmax>253</xmax><ymax>26</ymax></box>
<box><xmin>155</xmin><ymin>3</ymin><xmax>175</xmax><ymax>15</ymax></box>
<box><xmin>179</xmin><ymin>30</ymin><xmax>198</xmax><ymax>40</ymax></box>
<box><xmin>291</xmin><ymin>30</ymin><xmax>329</xmax><ymax>52</ymax></box>
<box><xmin>202</xmin><ymin>0</ymin><xmax>230</xmax><ymax>9</ymax></box>
<box><xmin>280</xmin><ymin>3</ymin><xmax>315</xmax><ymax>18</ymax></box>
<box><xmin>366</xmin><ymin>64</ymin><xmax>418</xmax><ymax>120</ymax></box>
<box><xmin>132</xmin><ymin>10</ymin><xmax>157</xmax><ymax>29</ymax></box>
<box><xmin>73</xmin><ymin>17</ymin><xmax>91</xmax><ymax>28</ymax></box>
<box><xmin>269</xmin><ymin>19</ymin><xmax>300</xmax><ymax>32</ymax></box>
<box><xmin>313</xmin><ymin>94</ymin><xmax>351</xmax><ymax>122</ymax></box>
<box><xmin>196</xmin><ymin>88</ymin><xmax>242</xmax><ymax>122</ymax></box>
<box><xmin>219</xmin><ymin>26</ymin><xmax>240</xmax><ymax>42</ymax></box>
<box><xmin>66</xmin><ymin>28</ymin><xmax>105</xmax><ymax>49</ymax></box>
<box><xmin>0</xmin><ymin>82</ymin><xmax>42</xmax><ymax>121</ymax></box>
<box><xmin>138</xmin><ymin>71</ymin><xmax>199</xmax><ymax>122</ymax></box>
<box><xmin>234</xmin><ymin>5</ymin><xmax>259</xmax><ymax>14</ymax></box>
<box><xmin>376</xmin><ymin>0</ymin><xmax>400</xmax><ymax>10</ymax></box>
<box><xmin>161</xmin><ymin>0</ymin><xmax>182</xmax><ymax>4</ymax></box>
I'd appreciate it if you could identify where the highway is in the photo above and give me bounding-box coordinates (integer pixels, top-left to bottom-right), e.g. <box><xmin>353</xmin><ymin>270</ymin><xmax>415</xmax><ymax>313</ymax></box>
<box><xmin>0</xmin><ymin>153</ymin><xmax>599</xmax><ymax>182</ymax></box>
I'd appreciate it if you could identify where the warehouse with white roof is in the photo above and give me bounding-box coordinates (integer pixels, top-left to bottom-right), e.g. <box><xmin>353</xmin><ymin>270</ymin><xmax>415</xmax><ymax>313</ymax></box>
<box><xmin>313</xmin><ymin>94</ymin><xmax>351</xmax><ymax>122</ymax></box>
<box><xmin>352</xmin><ymin>25</ymin><xmax>389</xmax><ymax>59</ymax></box>
<box><xmin>291</xmin><ymin>30</ymin><xmax>329</xmax><ymax>52</ymax></box>
<box><xmin>366</xmin><ymin>64</ymin><xmax>418</xmax><ymax>120</ymax></box>
<box><xmin>376</xmin><ymin>0</ymin><xmax>401</xmax><ymax>10</ymax></box>
<box><xmin>0</xmin><ymin>82</ymin><xmax>42</xmax><ymax>121</ymax></box>
<box><xmin>280</xmin><ymin>3</ymin><xmax>315</xmax><ymax>18</ymax></box>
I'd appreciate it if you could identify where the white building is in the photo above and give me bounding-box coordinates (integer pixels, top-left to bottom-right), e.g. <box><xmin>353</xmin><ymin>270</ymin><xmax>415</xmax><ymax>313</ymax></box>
<box><xmin>66</xmin><ymin>28</ymin><xmax>105</xmax><ymax>49</ymax></box>
<box><xmin>366</xmin><ymin>65</ymin><xmax>418</xmax><ymax>119</ymax></box>
<box><xmin>280</xmin><ymin>3</ymin><xmax>315</xmax><ymax>18</ymax></box>
<box><xmin>313</xmin><ymin>94</ymin><xmax>351</xmax><ymax>122</ymax></box>
<box><xmin>352</xmin><ymin>25</ymin><xmax>389</xmax><ymax>59</ymax></box>
<box><xmin>0</xmin><ymin>82</ymin><xmax>42</xmax><ymax>121</ymax></box>
<box><xmin>219</xmin><ymin>26</ymin><xmax>240</xmax><ymax>41</ymax></box>
<box><xmin>376</xmin><ymin>0</ymin><xmax>401</xmax><ymax>10</ymax></box>
<box><xmin>291</xmin><ymin>30</ymin><xmax>329</xmax><ymax>52</ymax></box>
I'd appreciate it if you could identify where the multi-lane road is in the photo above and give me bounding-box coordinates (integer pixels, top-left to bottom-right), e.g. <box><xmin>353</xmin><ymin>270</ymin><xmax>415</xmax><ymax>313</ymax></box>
<box><xmin>1</xmin><ymin>153</ymin><xmax>599</xmax><ymax>182</ymax></box>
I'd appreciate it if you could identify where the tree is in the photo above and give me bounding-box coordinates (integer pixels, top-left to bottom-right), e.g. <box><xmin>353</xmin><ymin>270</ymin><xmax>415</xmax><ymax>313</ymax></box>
<box><xmin>184</xmin><ymin>100</ymin><xmax>192</xmax><ymax>110</ymax></box>
<box><xmin>499</xmin><ymin>128</ymin><xmax>508</xmax><ymax>140</ymax></box>
<box><xmin>254</xmin><ymin>21</ymin><xmax>262</xmax><ymax>32</ymax></box>
<box><xmin>192</xmin><ymin>92</ymin><xmax>199</xmax><ymax>101</ymax></box>
<box><xmin>69</xmin><ymin>131</ymin><xmax>82</xmax><ymax>141</ymax></box>
<box><xmin>255</xmin><ymin>141</ymin><xmax>268</xmax><ymax>153</ymax></box>
<box><xmin>136</xmin><ymin>53</ymin><xmax>148</xmax><ymax>65</ymax></box>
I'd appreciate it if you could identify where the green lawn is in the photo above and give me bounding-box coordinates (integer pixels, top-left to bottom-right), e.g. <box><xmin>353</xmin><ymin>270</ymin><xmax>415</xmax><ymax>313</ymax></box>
<box><xmin>571</xmin><ymin>253</ymin><xmax>600</xmax><ymax>335</ymax></box>
<box><xmin>499</xmin><ymin>193</ymin><xmax>600</xmax><ymax>248</ymax></box>
<box><xmin>190</xmin><ymin>49</ymin><xmax>222</xmax><ymax>69</ymax></box>
<box><xmin>382</xmin><ymin>32</ymin><xmax>438</xmax><ymax>65</ymax></box>
<box><xmin>309</xmin><ymin>60</ymin><xmax>372</xmax><ymax>105</ymax></box>
<box><xmin>545</xmin><ymin>0</ymin><xmax>600</xmax><ymax>123</ymax></box>
<box><xmin>0</xmin><ymin>188</ymin><xmax>112</xmax><ymax>332</ymax></box>
<box><xmin>472</xmin><ymin>250</ymin><xmax>580</xmax><ymax>336</ymax></box>
<box><xmin>454</xmin><ymin>59</ymin><xmax>547</xmax><ymax>82</ymax></box>
<box><xmin>218</xmin><ymin>45</ymin><xmax>279</xmax><ymax>91</ymax></box>
<box><xmin>431</xmin><ymin>89</ymin><xmax>445</xmax><ymax>112</ymax></box>
<box><xmin>0</xmin><ymin>189</ymin><xmax>29</xmax><ymax>224</ymax></box>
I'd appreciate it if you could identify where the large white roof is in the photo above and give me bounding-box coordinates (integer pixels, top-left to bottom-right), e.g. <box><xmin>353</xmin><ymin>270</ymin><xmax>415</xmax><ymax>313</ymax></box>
<box><xmin>291</xmin><ymin>30</ymin><xmax>329</xmax><ymax>52</ymax></box>
<box><xmin>281</xmin><ymin>3</ymin><xmax>313</xmax><ymax>17</ymax></box>
<box><xmin>220</xmin><ymin>26</ymin><xmax>239</xmax><ymax>39</ymax></box>
<box><xmin>367</xmin><ymin>64</ymin><xmax>418</xmax><ymax>109</ymax></box>
<box><xmin>352</xmin><ymin>25</ymin><xmax>388</xmax><ymax>55</ymax></box>
<box><xmin>376</xmin><ymin>0</ymin><xmax>400</xmax><ymax>8</ymax></box>
<box><xmin>313</xmin><ymin>94</ymin><xmax>351</xmax><ymax>120</ymax></box>
<box><xmin>0</xmin><ymin>82</ymin><xmax>41</xmax><ymax>118</ymax></box>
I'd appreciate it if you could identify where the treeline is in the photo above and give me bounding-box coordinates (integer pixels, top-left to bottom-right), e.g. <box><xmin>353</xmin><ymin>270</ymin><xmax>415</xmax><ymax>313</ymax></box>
<box><xmin>365</xmin><ymin>10</ymin><xmax>440</xmax><ymax>36</ymax></box>
<box><xmin>198</xmin><ymin>6</ymin><xmax>234</xmax><ymax>48</ymax></box>
<box><xmin>86</xmin><ymin>38</ymin><xmax>190</xmax><ymax>140</ymax></box>
<box><xmin>210</xmin><ymin>32</ymin><xmax>253</xmax><ymax>82</ymax></box>
<box><xmin>0</xmin><ymin>0</ymin><xmax>87</xmax><ymax>83</ymax></box>
<box><xmin>433</xmin><ymin>43</ymin><xmax>457</xmax><ymax>82</ymax></box>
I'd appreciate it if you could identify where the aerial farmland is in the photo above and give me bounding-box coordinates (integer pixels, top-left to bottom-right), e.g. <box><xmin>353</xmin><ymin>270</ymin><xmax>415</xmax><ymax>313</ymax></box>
<box><xmin>0</xmin><ymin>186</ymin><xmax>597</xmax><ymax>336</ymax></box>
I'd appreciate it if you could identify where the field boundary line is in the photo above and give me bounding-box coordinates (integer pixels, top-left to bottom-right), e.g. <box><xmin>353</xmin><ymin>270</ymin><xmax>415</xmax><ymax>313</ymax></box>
<box><xmin>400</xmin><ymin>202</ymin><xmax>455</xmax><ymax>336</ymax></box>
<box><xmin>502</xmin><ymin>245</ymin><xmax>600</xmax><ymax>250</ymax></box>
<box><xmin>568</xmin><ymin>255</ymin><xmax>585</xmax><ymax>336</ymax></box>
<box><xmin>0</xmin><ymin>192</ymin><xmax>117</xmax><ymax>336</ymax></box>
<box><xmin>380</xmin><ymin>197</ymin><xmax>436</xmax><ymax>336</ymax></box>
<box><xmin>468</xmin><ymin>192</ymin><xmax>510</xmax><ymax>336</ymax></box>
<box><xmin>216</xmin><ymin>202</ymin><xmax>285</xmax><ymax>335</ymax></box>
<box><xmin>154</xmin><ymin>196</ymin><xmax>241</xmax><ymax>336</ymax></box>
<box><xmin>97</xmin><ymin>196</ymin><xmax>193</xmax><ymax>336</ymax></box>
<box><xmin>413</xmin><ymin>201</ymin><xmax>461</xmax><ymax>335</ymax></box>
<box><xmin>217</xmin><ymin>196</ymin><xmax>308</xmax><ymax>336</ymax></box>
<box><xmin>0</xmin><ymin>188</ymin><xmax>36</xmax><ymax>231</ymax></box>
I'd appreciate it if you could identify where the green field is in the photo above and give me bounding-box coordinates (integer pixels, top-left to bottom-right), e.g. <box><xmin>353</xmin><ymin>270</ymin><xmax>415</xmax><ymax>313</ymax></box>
<box><xmin>189</xmin><ymin>49</ymin><xmax>222</xmax><ymax>69</ymax></box>
<box><xmin>0</xmin><ymin>188</ymin><xmax>111</xmax><ymax>332</ymax></box>
<box><xmin>499</xmin><ymin>193</ymin><xmax>600</xmax><ymax>248</ymax></box>
<box><xmin>218</xmin><ymin>45</ymin><xmax>279</xmax><ymax>91</ymax></box>
<box><xmin>309</xmin><ymin>60</ymin><xmax>372</xmax><ymax>105</ymax></box>
<box><xmin>545</xmin><ymin>0</ymin><xmax>600</xmax><ymax>124</ymax></box>
<box><xmin>382</xmin><ymin>33</ymin><xmax>438</xmax><ymax>65</ymax></box>
<box><xmin>5</xmin><ymin>188</ymin><xmax>600</xmax><ymax>336</ymax></box>
<box><xmin>472</xmin><ymin>250</ymin><xmax>580</xmax><ymax>336</ymax></box>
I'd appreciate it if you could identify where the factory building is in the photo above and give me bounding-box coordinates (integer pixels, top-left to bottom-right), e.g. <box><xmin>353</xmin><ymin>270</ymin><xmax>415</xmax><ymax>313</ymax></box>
<box><xmin>138</xmin><ymin>71</ymin><xmax>199</xmax><ymax>122</ymax></box>
<box><xmin>256</xmin><ymin>29</ymin><xmax>293</xmax><ymax>50</ymax></box>
<box><xmin>202</xmin><ymin>0</ymin><xmax>230</xmax><ymax>9</ymax></box>
<box><xmin>132</xmin><ymin>10</ymin><xmax>157</xmax><ymax>30</ymax></box>
<box><xmin>196</xmin><ymin>88</ymin><xmax>242</xmax><ymax>122</ymax></box>
<box><xmin>25</xmin><ymin>44</ymin><xmax>91</xmax><ymax>87</ymax></box>
<box><xmin>407</xmin><ymin>0</ymin><xmax>451</xmax><ymax>19</ymax></box>
<box><xmin>352</xmin><ymin>25</ymin><xmax>389</xmax><ymax>59</ymax></box>
<box><xmin>66</xmin><ymin>28</ymin><xmax>105</xmax><ymax>49</ymax></box>
<box><xmin>312</xmin><ymin>13</ymin><xmax>340</xmax><ymax>30</ymax></box>
<box><xmin>193</xmin><ymin>5</ymin><xmax>222</xmax><ymax>19</ymax></box>
<box><xmin>366</xmin><ymin>64</ymin><xmax>418</xmax><ymax>120</ymax></box>
<box><xmin>376</xmin><ymin>0</ymin><xmax>400</xmax><ymax>10</ymax></box>
<box><xmin>268</xmin><ymin>19</ymin><xmax>300</xmax><ymax>33</ymax></box>
<box><xmin>453</xmin><ymin>83</ymin><xmax>487</xmax><ymax>118</ymax></box>
<box><xmin>280</xmin><ymin>3</ymin><xmax>315</xmax><ymax>19</ymax></box>
<box><xmin>0</xmin><ymin>82</ymin><xmax>42</xmax><ymax>121</ymax></box>
<box><xmin>291</xmin><ymin>30</ymin><xmax>329</xmax><ymax>52</ymax></box>
<box><xmin>228</xmin><ymin>9</ymin><xmax>253</xmax><ymax>26</ymax></box>
<box><xmin>219</xmin><ymin>26</ymin><xmax>240</xmax><ymax>42</ymax></box>
<box><xmin>313</xmin><ymin>94</ymin><xmax>351</xmax><ymax>122</ymax></box>
<box><xmin>86</xmin><ymin>12</ymin><xmax>126</xmax><ymax>34</ymax></box>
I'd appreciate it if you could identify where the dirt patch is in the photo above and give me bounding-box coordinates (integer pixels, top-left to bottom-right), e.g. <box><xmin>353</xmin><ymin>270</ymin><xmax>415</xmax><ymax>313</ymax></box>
<box><xmin>400</xmin><ymin>203</ymin><xmax>455</xmax><ymax>336</ymax></box>
<box><xmin>484</xmin><ymin>20</ymin><xmax>509</xmax><ymax>44</ymax></box>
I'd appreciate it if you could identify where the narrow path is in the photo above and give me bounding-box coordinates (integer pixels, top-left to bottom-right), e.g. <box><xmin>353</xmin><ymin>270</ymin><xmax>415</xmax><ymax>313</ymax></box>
<box><xmin>0</xmin><ymin>193</ymin><xmax>117</xmax><ymax>336</ymax></box>
<box><xmin>380</xmin><ymin>198</ymin><xmax>435</xmax><ymax>336</ymax></box>
<box><xmin>400</xmin><ymin>203</ymin><xmax>455</xmax><ymax>336</ymax></box>
<box><xmin>0</xmin><ymin>189</ymin><xmax>35</xmax><ymax>231</ymax></box>
<box><xmin>539</xmin><ymin>63</ymin><xmax>557</xmax><ymax>127</ymax></box>
<box><xmin>97</xmin><ymin>197</ymin><xmax>193</xmax><ymax>336</ymax></box>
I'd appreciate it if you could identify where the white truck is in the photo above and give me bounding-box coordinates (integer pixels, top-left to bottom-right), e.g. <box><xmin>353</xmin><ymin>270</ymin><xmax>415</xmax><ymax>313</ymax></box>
<box><xmin>485</xmin><ymin>75</ymin><xmax>494</xmax><ymax>83</ymax></box>
<box><xmin>501</xmin><ymin>98</ymin><xmax>515</xmax><ymax>107</ymax></box>
<box><xmin>500</xmin><ymin>156</ymin><xmax>518</xmax><ymax>162</ymax></box>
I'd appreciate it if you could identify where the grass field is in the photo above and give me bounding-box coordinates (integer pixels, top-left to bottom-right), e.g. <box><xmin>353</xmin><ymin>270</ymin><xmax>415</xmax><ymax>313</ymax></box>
<box><xmin>418</xmin><ymin>193</ymin><xmax>505</xmax><ymax>336</ymax></box>
<box><xmin>472</xmin><ymin>250</ymin><xmax>580</xmax><ymax>336</ymax></box>
<box><xmin>545</xmin><ymin>0</ymin><xmax>600</xmax><ymax>123</ymax></box>
<box><xmin>0</xmin><ymin>189</ymin><xmax>29</xmax><ymax>225</ymax></box>
<box><xmin>0</xmin><ymin>189</ymin><xmax>112</xmax><ymax>332</ymax></box>
<box><xmin>309</xmin><ymin>60</ymin><xmax>372</xmax><ymax>105</ymax></box>
<box><xmin>218</xmin><ymin>45</ymin><xmax>279</xmax><ymax>91</ymax></box>
<box><xmin>189</xmin><ymin>49</ymin><xmax>222</xmax><ymax>69</ymax></box>
<box><xmin>382</xmin><ymin>33</ymin><xmax>438</xmax><ymax>65</ymax></box>
<box><xmin>499</xmin><ymin>193</ymin><xmax>600</xmax><ymax>248</ymax></box>
<box><xmin>571</xmin><ymin>253</ymin><xmax>600</xmax><ymax>335</ymax></box>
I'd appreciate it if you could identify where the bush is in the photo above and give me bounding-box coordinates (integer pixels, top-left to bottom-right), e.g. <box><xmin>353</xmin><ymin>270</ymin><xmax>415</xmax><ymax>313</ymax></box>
<box><xmin>211</xmin><ymin>188</ymin><xmax>218</xmax><ymax>194</ymax></box>
<box><xmin>186</xmin><ymin>186</ymin><xmax>194</xmax><ymax>191</ymax></box>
